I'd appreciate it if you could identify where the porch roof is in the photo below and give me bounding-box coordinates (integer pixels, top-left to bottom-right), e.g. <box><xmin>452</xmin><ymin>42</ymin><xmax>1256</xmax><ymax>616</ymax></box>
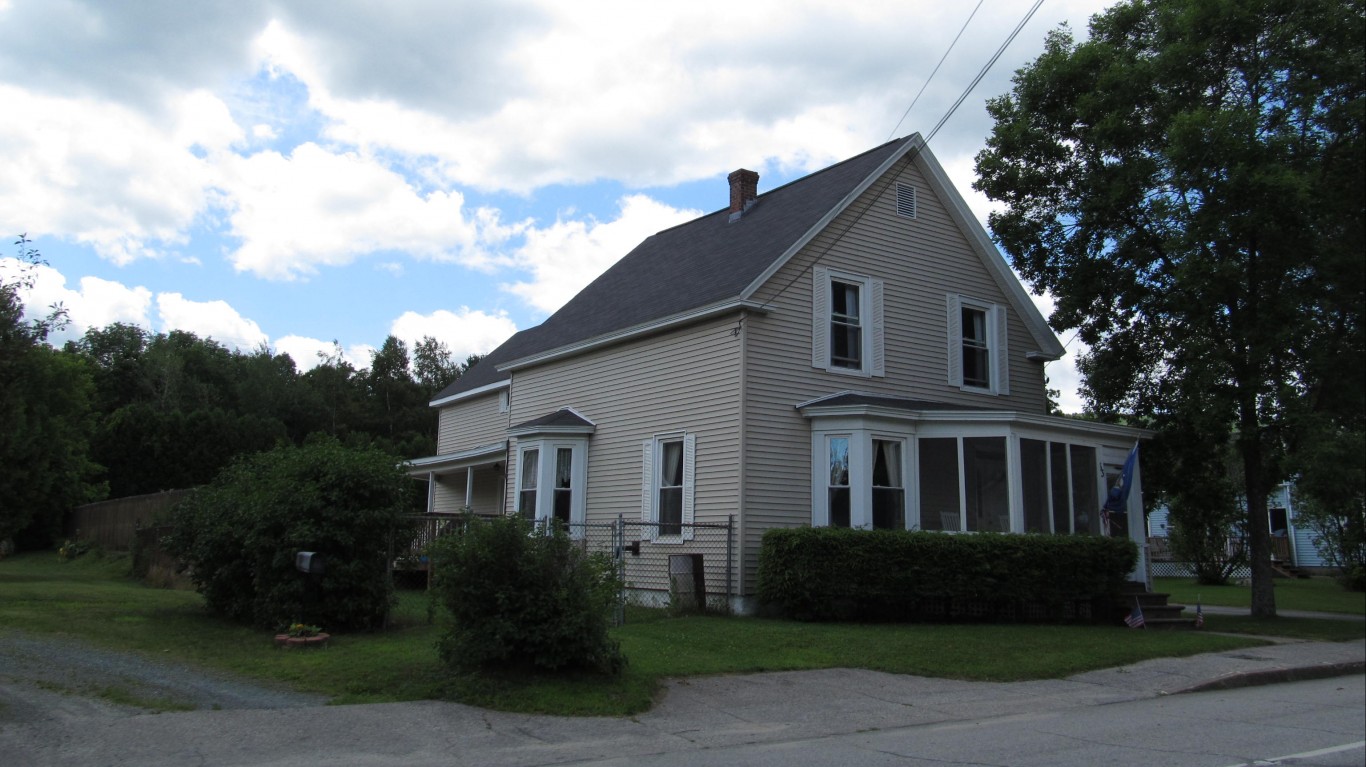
<box><xmin>796</xmin><ymin>391</ymin><xmax>1151</xmax><ymax>443</ymax></box>
<box><xmin>404</xmin><ymin>441</ymin><xmax>506</xmax><ymax>478</ymax></box>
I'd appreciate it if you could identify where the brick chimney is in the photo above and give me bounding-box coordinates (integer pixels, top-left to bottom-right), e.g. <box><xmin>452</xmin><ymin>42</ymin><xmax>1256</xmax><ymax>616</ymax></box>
<box><xmin>728</xmin><ymin>168</ymin><xmax>759</xmax><ymax>221</ymax></box>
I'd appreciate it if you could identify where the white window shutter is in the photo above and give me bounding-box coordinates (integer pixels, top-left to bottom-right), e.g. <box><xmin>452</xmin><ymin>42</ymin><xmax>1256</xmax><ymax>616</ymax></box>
<box><xmin>946</xmin><ymin>294</ymin><xmax>963</xmax><ymax>387</ymax></box>
<box><xmin>682</xmin><ymin>433</ymin><xmax>696</xmax><ymax>541</ymax></box>
<box><xmin>640</xmin><ymin>439</ymin><xmax>655</xmax><ymax>539</ymax></box>
<box><xmin>812</xmin><ymin>266</ymin><xmax>829</xmax><ymax>369</ymax></box>
<box><xmin>995</xmin><ymin>305</ymin><xmax>1010</xmax><ymax>395</ymax></box>
<box><xmin>871</xmin><ymin>278</ymin><xmax>885</xmax><ymax>377</ymax></box>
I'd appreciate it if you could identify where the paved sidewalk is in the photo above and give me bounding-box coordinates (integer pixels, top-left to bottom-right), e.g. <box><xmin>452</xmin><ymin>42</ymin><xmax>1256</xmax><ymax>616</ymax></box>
<box><xmin>1194</xmin><ymin>604</ymin><xmax>1366</xmax><ymax>622</ymax></box>
<box><xmin>2</xmin><ymin>637</ymin><xmax>1361</xmax><ymax>766</ymax></box>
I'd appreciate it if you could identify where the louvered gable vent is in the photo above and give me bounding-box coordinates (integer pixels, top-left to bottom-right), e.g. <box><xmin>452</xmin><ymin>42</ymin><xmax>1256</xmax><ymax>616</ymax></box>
<box><xmin>895</xmin><ymin>182</ymin><xmax>917</xmax><ymax>219</ymax></box>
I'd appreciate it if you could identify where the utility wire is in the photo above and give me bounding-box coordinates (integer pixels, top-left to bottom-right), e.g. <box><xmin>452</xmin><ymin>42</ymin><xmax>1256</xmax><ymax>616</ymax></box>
<box><xmin>886</xmin><ymin>0</ymin><xmax>985</xmax><ymax>142</ymax></box>
<box><xmin>926</xmin><ymin>0</ymin><xmax>1045</xmax><ymax>144</ymax></box>
<box><xmin>760</xmin><ymin>0</ymin><xmax>1049</xmax><ymax>312</ymax></box>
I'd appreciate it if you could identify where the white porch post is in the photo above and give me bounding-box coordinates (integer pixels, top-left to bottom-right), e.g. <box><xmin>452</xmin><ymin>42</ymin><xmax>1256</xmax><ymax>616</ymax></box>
<box><xmin>464</xmin><ymin>467</ymin><xmax>474</xmax><ymax>509</ymax></box>
<box><xmin>426</xmin><ymin>471</ymin><xmax>435</xmax><ymax>515</ymax></box>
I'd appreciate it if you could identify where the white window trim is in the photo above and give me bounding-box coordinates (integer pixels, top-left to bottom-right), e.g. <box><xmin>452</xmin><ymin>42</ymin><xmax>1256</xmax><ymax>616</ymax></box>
<box><xmin>641</xmin><ymin>432</ymin><xmax>695</xmax><ymax>542</ymax></box>
<box><xmin>811</xmin><ymin>429</ymin><xmax>910</xmax><ymax>531</ymax></box>
<box><xmin>947</xmin><ymin>294</ymin><xmax>1009</xmax><ymax>395</ymax></box>
<box><xmin>515</xmin><ymin>438</ymin><xmax>588</xmax><ymax>533</ymax></box>
<box><xmin>813</xmin><ymin>267</ymin><xmax>884</xmax><ymax>378</ymax></box>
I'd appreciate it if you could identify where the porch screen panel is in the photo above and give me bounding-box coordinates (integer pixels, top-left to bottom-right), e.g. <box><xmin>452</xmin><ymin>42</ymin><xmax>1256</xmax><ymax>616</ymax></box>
<box><xmin>964</xmin><ymin>437</ymin><xmax>1009</xmax><ymax>532</ymax></box>
<box><xmin>518</xmin><ymin>449</ymin><xmax>539</xmax><ymax>520</ymax></box>
<box><xmin>1020</xmin><ymin>438</ymin><xmax>1050</xmax><ymax>533</ymax></box>
<box><xmin>1049</xmin><ymin>442</ymin><xmax>1070</xmax><ymax>533</ymax></box>
<box><xmin>1070</xmin><ymin>445</ymin><xmax>1100</xmax><ymax>535</ymax></box>
<box><xmin>828</xmin><ymin>437</ymin><xmax>851</xmax><ymax>527</ymax></box>
<box><xmin>917</xmin><ymin>438</ymin><xmax>959</xmax><ymax>531</ymax></box>
<box><xmin>871</xmin><ymin>439</ymin><xmax>904</xmax><ymax>530</ymax></box>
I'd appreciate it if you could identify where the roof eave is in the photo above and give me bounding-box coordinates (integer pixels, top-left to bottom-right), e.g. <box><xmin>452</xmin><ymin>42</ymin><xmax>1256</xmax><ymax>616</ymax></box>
<box><xmin>498</xmin><ymin>299</ymin><xmax>768</xmax><ymax>373</ymax></box>
<box><xmin>429</xmin><ymin>379</ymin><xmax>509</xmax><ymax>409</ymax></box>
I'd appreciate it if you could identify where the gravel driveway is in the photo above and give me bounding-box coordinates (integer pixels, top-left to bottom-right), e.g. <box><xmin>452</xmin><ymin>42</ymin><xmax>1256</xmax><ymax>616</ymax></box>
<box><xmin>0</xmin><ymin>630</ymin><xmax>326</xmax><ymax>724</ymax></box>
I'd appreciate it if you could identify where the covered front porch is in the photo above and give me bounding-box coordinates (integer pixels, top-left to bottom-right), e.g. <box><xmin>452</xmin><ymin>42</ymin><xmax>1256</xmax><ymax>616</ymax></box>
<box><xmin>405</xmin><ymin>441</ymin><xmax>508</xmax><ymax>517</ymax></box>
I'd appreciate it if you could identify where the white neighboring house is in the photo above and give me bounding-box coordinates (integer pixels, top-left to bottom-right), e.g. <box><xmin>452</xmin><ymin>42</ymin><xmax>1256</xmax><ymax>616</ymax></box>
<box><xmin>407</xmin><ymin>134</ymin><xmax>1151</xmax><ymax>609</ymax></box>
<box><xmin>1146</xmin><ymin>483</ymin><xmax>1332</xmax><ymax>573</ymax></box>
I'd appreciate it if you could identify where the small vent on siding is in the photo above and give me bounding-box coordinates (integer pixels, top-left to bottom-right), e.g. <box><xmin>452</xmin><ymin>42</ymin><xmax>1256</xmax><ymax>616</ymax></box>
<box><xmin>896</xmin><ymin>182</ymin><xmax>917</xmax><ymax>219</ymax></box>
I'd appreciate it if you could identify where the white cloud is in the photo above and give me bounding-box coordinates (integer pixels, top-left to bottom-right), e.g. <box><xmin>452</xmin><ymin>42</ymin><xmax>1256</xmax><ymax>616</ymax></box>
<box><xmin>389</xmin><ymin>307</ymin><xmax>518</xmax><ymax>363</ymax></box>
<box><xmin>274</xmin><ymin>335</ymin><xmax>373</xmax><ymax>371</ymax></box>
<box><xmin>155</xmin><ymin>292</ymin><xmax>267</xmax><ymax>351</ymax></box>
<box><xmin>217</xmin><ymin>142</ymin><xmax>521</xmax><ymax>280</ymax></box>
<box><xmin>247</xmin><ymin>1</ymin><xmax>1113</xmax><ymax>194</ymax></box>
<box><xmin>0</xmin><ymin>85</ymin><xmax>234</xmax><ymax>264</ymax></box>
<box><xmin>0</xmin><ymin>258</ymin><xmax>152</xmax><ymax>344</ymax></box>
<box><xmin>502</xmin><ymin>194</ymin><xmax>699</xmax><ymax>315</ymax></box>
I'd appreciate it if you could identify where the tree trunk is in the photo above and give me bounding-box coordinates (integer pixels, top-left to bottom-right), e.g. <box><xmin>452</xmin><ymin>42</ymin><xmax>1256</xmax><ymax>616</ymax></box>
<box><xmin>1240</xmin><ymin>426</ymin><xmax>1277</xmax><ymax>618</ymax></box>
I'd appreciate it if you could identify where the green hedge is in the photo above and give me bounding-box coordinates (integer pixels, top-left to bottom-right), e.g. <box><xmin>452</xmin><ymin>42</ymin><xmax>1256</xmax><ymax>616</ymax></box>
<box><xmin>757</xmin><ymin>527</ymin><xmax>1138</xmax><ymax>623</ymax></box>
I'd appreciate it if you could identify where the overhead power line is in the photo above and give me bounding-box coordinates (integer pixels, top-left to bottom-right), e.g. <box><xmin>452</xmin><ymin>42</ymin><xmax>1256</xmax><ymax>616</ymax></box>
<box><xmin>887</xmin><ymin>0</ymin><xmax>985</xmax><ymax>142</ymax></box>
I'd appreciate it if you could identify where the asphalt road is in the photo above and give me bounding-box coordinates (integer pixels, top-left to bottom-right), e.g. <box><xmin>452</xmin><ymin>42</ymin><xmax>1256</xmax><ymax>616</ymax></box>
<box><xmin>575</xmin><ymin>676</ymin><xmax>1366</xmax><ymax>767</ymax></box>
<box><xmin>3</xmin><ymin>627</ymin><xmax>1363</xmax><ymax>767</ymax></box>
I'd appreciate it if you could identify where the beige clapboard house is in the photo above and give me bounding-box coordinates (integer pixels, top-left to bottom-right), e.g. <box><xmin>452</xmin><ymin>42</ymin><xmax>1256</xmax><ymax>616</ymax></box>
<box><xmin>407</xmin><ymin>134</ymin><xmax>1149</xmax><ymax>609</ymax></box>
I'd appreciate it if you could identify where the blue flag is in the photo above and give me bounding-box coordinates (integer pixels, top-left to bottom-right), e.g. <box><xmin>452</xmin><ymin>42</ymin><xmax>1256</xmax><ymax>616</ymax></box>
<box><xmin>1104</xmin><ymin>442</ymin><xmax>1140</xmax><ymax>515</ymax></box>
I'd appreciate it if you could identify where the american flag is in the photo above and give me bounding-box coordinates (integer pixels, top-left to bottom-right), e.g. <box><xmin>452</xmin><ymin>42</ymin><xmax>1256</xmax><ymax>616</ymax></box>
<box><xmin>1125</xmin><ymin>602</ymin><xmax>1146</xmax><ymax>629</ymax></box>
<box><xmin>1195</xmin><ymin>599</ymin><xmax>1204</xmax><ymax>629</ymax></box>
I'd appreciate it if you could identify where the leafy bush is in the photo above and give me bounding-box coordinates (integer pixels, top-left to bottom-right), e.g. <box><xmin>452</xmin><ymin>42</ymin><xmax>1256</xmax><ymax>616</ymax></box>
<box><xmin>757</xmin><ymin>527</ymin><xmax>1137</xmax><ymax>622</ymax></box>
<box><xmin>168</xmin><ymin>438</ymin><xmax>415</xmax><ymax>629</ymax></box>
<box><xmin>429</xmin><ymin>515</ymin><xmax>624</xmax><ymax>675</ymax></box>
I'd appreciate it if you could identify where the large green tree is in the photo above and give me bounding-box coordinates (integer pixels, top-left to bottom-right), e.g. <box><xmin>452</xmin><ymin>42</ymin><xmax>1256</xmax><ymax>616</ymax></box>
<box><xmin>1</xmin><ymin>237</ymin><xmax>103</xmax><ymax>547</ymax></box>
<box><xmin>975</xmin><ymin>0</ymin><xmax>1364</xmax><ymax>616</ymax></box>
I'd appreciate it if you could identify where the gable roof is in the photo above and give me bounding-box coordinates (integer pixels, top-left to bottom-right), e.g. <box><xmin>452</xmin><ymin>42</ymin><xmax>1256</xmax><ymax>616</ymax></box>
<box><xmin>433</xmin><ymin>133</ymin><xmax>1063</xmax><ymax>405</ymax></box>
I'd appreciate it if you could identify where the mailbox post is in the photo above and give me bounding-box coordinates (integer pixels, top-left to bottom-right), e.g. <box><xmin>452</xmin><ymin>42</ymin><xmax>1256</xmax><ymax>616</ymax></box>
<box><xmin>295</xmin><ymin>551</ymin><xmax>323</xmax><ymax>625</ymax></box>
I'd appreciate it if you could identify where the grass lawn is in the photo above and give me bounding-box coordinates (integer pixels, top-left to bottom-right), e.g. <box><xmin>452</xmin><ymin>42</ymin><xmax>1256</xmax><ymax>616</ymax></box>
<box><xmin>1154</xmin><ymin>576</ymin><xmax>1366</xmax><ymax>615</ymax></box>
<box><xmin>0</xmin><ymin>550</ymin><xmax>1331</xmax><ymax>716</ymax></box>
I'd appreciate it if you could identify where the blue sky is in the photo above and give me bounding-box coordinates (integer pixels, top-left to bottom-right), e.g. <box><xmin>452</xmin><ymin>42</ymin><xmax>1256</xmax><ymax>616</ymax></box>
<box><xmin>0</xmin><ymin>0</ymin><xmax>1110</xmax><ymax>410</ymax></box>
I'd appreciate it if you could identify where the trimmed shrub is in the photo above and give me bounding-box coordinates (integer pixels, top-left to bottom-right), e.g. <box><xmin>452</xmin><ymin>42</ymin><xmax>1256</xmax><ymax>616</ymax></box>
<box><xmin>429</xmin><ymin>515</ymin><xmax>624</xmax><ymax>675</ymax></box>
<box><xmin>757</xmin><ymin>527</ymin><xmax>1137</xmax><ymax>622</ymax></box>
<box><xmin>168</xmin><ymin>438</ymin><xmax>415</xmax><ymax>630</ymax></box>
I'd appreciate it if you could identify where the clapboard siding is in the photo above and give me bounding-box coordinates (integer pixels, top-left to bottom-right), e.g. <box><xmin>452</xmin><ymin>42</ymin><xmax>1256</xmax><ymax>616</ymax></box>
<box><xmin>738</xmin><ymin>156</ymin><xmax>1054</xmax><ymax>588</ymax></box>
<box><xmin>506</xmin><ymin>317</ymin><xmax>744</xmax><ymax>529</ymax></box>
<box><xmin>436</xmin><ymin>393</ymin><xmax>507</xmax><ymax>454</ymax></box>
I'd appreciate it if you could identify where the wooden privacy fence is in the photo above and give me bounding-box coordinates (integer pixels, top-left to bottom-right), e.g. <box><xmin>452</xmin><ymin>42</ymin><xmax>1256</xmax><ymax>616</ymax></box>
<box><xmin>67</xmin><ymin>489</ymin><xmax>196</xmax><ymax>551</ymax></box>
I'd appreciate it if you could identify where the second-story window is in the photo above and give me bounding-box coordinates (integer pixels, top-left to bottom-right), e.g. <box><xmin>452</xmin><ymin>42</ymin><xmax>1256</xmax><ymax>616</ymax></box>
<box><xmin>813</xmin><ymin>267</ymin><xmax>884</xmax><ymax>377</ymax></box>
<box><xmin>947</xmin><ymin>294</ymin><xmax>1009</xmax><ymax>395</ymax></box>
<box><xmin>961</xmin><ymin>306</ymin><xmax>990</xmax><ymax>388</ymax></box>
<box><xmin>830</xmin><ymin>280</ymin><xmax>863</xmax><ymax>369</ymax></box>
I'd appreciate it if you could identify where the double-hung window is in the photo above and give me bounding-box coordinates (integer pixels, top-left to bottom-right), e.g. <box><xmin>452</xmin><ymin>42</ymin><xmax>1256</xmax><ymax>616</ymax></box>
<box><xmin>813</xmin><ymin>267</ymin><xmax>884</xmax><ymax>377</ymax></box>
<box><xmin>514</xmin><ymin>440</ymin><xmax>588</xmax><ymax>531</ymax></box>
<box><xmin>815</xmin><ymin>432</ymin><xmax>907</xmax><ymax>530</ymax></box>
<box><xmin>642</xmin><ymin>433</ymin><xmax>695</xmax><ymax>540</ymax></box>
<box><xmin>517</xmin><ymin>448</ymin><xmax>539</xmax><ymax>520</ymax></box>
<box><xmin>828</xmin><ymin>436</ymin><xmax>851</xmax><ymax>527</ymax></box>
<box><xmin>947</xmin><ymin>294</ymin><xmax>1009</xmax><ymax>395</ymax></box>
<box><xmin>829</xmin><ymin>281</ymin><xmax>863</xmax><ymax>370</ymax></box>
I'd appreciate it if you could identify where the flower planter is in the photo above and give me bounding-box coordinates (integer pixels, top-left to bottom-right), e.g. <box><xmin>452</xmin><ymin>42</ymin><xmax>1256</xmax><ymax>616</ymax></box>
<box><xmin>274</xmin><ymin>632</ymin><xmax>330</xmax><ymax>648</ymax></box>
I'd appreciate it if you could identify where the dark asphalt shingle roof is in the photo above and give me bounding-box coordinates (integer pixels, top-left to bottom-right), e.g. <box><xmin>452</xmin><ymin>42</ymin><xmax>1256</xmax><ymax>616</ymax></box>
<box><xmin>509</xmin><ymin>408</ymin><xmax>595</xmax><ymax>431</ymax></box>
<box><xmin>434</xmin><ymin>135</ymin><xmax>916</xmax><ymax>402</ymax></box>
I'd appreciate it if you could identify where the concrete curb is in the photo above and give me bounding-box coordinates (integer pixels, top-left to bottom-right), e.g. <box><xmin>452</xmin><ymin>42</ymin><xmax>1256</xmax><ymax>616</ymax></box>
<box><xmin>1175</xmin><ymin>660</ymin><xmax>1366</xmax><ymax>694</ymax></box>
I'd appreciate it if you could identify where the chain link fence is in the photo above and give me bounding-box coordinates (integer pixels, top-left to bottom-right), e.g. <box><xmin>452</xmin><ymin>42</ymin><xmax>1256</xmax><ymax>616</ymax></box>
<box><xmin>393</xmin><ymin>513</ymin><xmax>735</xmax><ymax>624</ymax></box>
<box><xmin>566</xmin><ymin>516</ymin><xmax>735</xmax><ymax>624</ymax></box>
